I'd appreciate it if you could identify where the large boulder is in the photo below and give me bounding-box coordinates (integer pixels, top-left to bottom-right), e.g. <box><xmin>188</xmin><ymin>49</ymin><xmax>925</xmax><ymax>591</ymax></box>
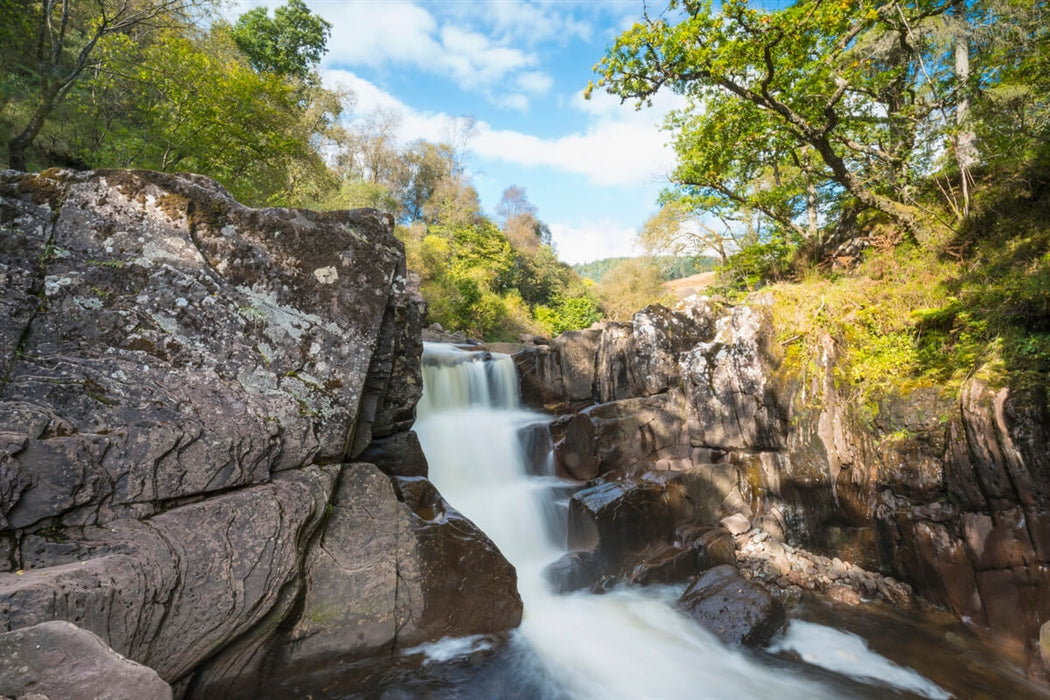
<box><xmin>566</xmin><ymin>470</ymin><xmax>728</xmax><ymax>584</ymax></box>
<box><xmin>0</xmin><ymin>169</ymin><xmax>405</xmax><ymax>533</ymax></box>
<box><xmin>0</xmin><ymin>620</ymin><xmax>171</xmax><ymax>700</ymax></box>
<box><xmin>0</xmin><ymin>466</ymin><xmax>335</xmax><ymax>684</ymax></box>
<box><xmin>553</xmin><ymin>393</ymin><xmax>688</xmax><ymax>479</ymax></box>
<box><xmin>270</xmin><ymin>466</ymin><xmax>522</xmax><ymax>676</ymax></box>
<box><xmin>677</xmin><ymin>564</ymin><xmax>786</xmax><ymax>647</ymax></box>
<box><xmin>0</xmin><ymin>170</ymin><xmax>520</xmax><ymax>693</ymax></box>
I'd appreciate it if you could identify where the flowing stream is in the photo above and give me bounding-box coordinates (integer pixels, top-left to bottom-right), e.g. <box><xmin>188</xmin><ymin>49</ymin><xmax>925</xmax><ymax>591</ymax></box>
<box><xmin>410</xmin><ymin>344</ymin><xmax>957</xmax><ymax>700</ymax></box>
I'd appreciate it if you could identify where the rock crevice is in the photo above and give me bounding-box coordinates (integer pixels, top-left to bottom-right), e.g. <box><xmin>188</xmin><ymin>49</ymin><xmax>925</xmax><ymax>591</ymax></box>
<box><xmin>517</xmin><ymin>294</ymin><xmax>1049</xmax><ymax>675</ymax></box>
<box><xmin>0</xmin><ymin>169</ymin><xmax>522</xmax><ymax>696</ymax></box>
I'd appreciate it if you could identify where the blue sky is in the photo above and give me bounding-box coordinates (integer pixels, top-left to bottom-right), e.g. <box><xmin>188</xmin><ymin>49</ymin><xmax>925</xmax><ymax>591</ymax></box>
<box><xmin>229</xmin><ymin>1</ymin><xmax>688</xmax><ymax>264</ymax></box>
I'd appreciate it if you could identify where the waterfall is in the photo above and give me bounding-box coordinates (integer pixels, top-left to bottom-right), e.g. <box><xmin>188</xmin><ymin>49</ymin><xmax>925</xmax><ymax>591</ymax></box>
<box><xmin>414</xmin><ymin>343</ymin><xmax>951</xmax><ymax>699</ymax></box>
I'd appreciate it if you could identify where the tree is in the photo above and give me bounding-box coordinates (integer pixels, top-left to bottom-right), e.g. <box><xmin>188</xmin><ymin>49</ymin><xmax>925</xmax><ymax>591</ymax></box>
<box><xmin>398</xmin><ymin>140</ymin><xmax>456</xmax><ymax>221</ymax></box>
<box><xmin>640</xmin><ymin>199</ymin><xmax>738</xmax><ymax>262</ymax></box>
<box><xmin>230</xmin><ymin>0</ymin><xmax>331</xmax><ymax>79</ymax></box>
<box><xmin>496</xmin><ymin>185</ymin><xmax>537</xmax><ymax>223</ymax></box>
<box><xmin>589</xmin><ymin>0</ymin><xmax>964</xmax><ymax>243</ymax></box>
<box><xmin>593</xmin><ymin>258</ymin><xmax>673</xmax><ymax>321</ymax></box>
<box><xmin>497</xmin><ymin>185</ymin><xmax>551</xmax><ymax>251</ymax></box>
<box><xmin>64</xmin><ymin>21</ymin><xmax>340</xmax><ymax>205</ymax></box>
<box><xmin>5</xmin><ymin>0</ymin><xmax>209</xmax><ymax>171</ymax></box>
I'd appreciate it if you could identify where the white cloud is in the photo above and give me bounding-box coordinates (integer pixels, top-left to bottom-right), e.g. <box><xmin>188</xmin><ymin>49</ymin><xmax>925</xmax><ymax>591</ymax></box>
<box><xmin>549</xmin><ymin>219</ymin><xmax>641</xmax><ymax>265</ymax></box>
<box><xmin>312</xmin><ymin>1</ymin><xmax>552</xmax><ymax>110</ymax></box>
<box><xmin>322</xmin><ymin>69</ymin><xmax>449</xmax><ymax>144</ymax></box>
<box><xmin>481</xmin><ymin>0</ymin><xmax>593</xmax><ymax>44</ymax></box>
<box><xmin>324</xmin><ymin>70</ymin><xmax>684</xmax><ymax>188</ymax></box>
<box><xmin>437</xmin><ymin>25</ymin><xmax>536</xmax><ymax>88</ymax></box>
<box><xmin>516</xmin><ymin>71</ymin><xmax>554</xmax><ymax>95</ymax></box>
<box><xmin>473</xmin><ymin>87</ymin><xmax>686</xmax><ymax>186</ymax></box>
<box><xmin>319</xmin><ymin>1</ymin><xmax>440</xmax><ymax>67</ymax></box>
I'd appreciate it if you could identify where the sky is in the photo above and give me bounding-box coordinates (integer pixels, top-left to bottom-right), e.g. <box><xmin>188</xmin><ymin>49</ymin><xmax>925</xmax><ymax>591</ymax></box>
<box><xmin>227</xmin><ymin>0</ymin><xmax>688</xmax><ymax>265</ymax></box>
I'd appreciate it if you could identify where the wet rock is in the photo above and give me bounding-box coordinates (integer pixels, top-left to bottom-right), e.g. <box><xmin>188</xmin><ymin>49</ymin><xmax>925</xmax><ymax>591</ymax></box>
<box><xmin>544</xmin><ymin>550</ymin><xmax>600</xmax><ymax>594</ymax></box>
<box><xmin>677</xmin><ymin>565</ymin><xmax>786</xmax><ymax>647</ymax></box>
<box><xmin>554</xmin><ymin>393</ymin><xmax>688</xmax><ymax>479</ymax></box>
<box><xmin>626</xmin><ymin>527</ymin><xmax>735</xmax><ymax>586</ymax></box>
<box><xmin>568</xmin><ymin>480</ymin><xmax>669</xmax><ymax>558</ymax></box>
<box><xmin>0</xmin><ymin>620</ymin><xmax>171</xmax><ymax>700</ymax></box>
<box><xmin>567</xmin><ymin>472</ymin><xmax>728</xmax><ymax>585</ymax></box>
<box><xmin>271</xmin><ymin>466</ymin><xmax>522</xmax><ymax>673</ymax></box>
<box><xmin>356</xmin><ymin>430</ymin><xmax>429</xmax><ymax>477</ymax></box>
<box><xmin>513</xmin><ymin>346</ymin><xmax>564</xmax><ymax>410</ymax></box>
<box><xmin>393</xmin><ymin>475</ymin><xmax>523</xmax><ymax>643</ymax></box>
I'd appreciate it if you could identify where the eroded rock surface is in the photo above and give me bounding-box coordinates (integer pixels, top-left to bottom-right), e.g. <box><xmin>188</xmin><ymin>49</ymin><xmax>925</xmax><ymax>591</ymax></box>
<box><xmin>0</xmin><ymin>169</ymin><xmax>521</xmax><ymax>694</ymax></box>
<box><xmin>517</xmin><ymin>292</ymin><xmax>1050</xmax><ymax>673</ymax></box>
<box><xmin>0</xmin><ymin>620</ymin><xmax>172</xmax><ymax>700</ymax></box>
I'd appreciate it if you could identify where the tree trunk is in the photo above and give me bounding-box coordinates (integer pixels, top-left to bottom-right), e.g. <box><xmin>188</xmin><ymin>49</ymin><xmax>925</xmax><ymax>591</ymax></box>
<box><xmin>953</xmin><ymin>0</ymin><xmax>975</xmax><ymax>218</ymax></box>
<box><xmin>7</xmin><ymin>89</ymin><xmax>59</xmax><ymax>171</ymax></box>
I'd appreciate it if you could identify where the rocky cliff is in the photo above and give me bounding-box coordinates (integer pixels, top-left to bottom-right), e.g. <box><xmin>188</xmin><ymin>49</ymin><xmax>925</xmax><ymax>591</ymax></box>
<box><xmin>0</xmin><ymin>169</ymin><xmax>522</xmax><ymax>697</ymax></box>
<box><xmin>516</xmin><ymin>295</ymin><xmax>1050</xmax><ymax>677</ymax></box>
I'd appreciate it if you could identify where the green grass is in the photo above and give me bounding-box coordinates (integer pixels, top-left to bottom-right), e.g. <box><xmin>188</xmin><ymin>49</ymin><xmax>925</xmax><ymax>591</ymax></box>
<box><xmin>767</xmin><ymin>165</ymin><xmax>1050</xmax><ymax>410</ymax></box>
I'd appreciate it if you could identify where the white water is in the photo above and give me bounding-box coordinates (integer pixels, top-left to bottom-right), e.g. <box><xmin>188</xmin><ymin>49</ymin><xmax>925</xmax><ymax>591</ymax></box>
<box><xmin>414</xmin><ymin>343</ymin><xmax>950</xmax><ymax>699</ymax></box>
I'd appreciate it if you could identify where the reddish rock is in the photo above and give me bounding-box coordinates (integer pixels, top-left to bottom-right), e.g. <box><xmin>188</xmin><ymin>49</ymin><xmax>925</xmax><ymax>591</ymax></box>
<box><xmin>677</xmin><ymin>565</ymin><xmax>786</xmax><ymax>647</ymax></box>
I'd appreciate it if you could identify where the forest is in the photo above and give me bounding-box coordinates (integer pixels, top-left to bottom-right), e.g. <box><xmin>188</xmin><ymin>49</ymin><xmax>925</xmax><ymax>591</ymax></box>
<box><xmin>2</xmin><ymin>0</ymin><xmax>1049</xmax><ymax>369</ymax></box>
<box><xmin>0</xmin><ymin>0</ymin><xmax>670</xmax><ymax>340</ymax></box>
<box><xmin>590</xmin><ymin>0</ymin><xmax>1049</xmax><ymax>398</ymax></box>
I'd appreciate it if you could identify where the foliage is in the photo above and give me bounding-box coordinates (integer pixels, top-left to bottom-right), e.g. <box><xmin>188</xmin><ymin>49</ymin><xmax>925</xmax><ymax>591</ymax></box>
<box><xmin>534</xmin><ymin>294</ymin><xmax>603</xmax><ymax>337</ymax></box>
<box><xmin>398</xmin><ymin>189</ymin><xmax>599</xmax><ymax>341</ymax></box>
<box><xmin>230</xmin><ymin>0</ymin><xmax>331</xmax><ymax>79</ymax></box>
<box><xmin>81</xmin><ymin>28</ymin><xmax>334</xmax><ymax>204</ymax></box>
<box><xmin>714</xmin><ymin>229</ymin><xmax>794</xmax><ymax>294</ymax></box>
<box><xmin>593</xmin><ymin>258</ymin><xmax>676</xmax><ymax>320</ymax></box>
<box><xmin>771</xmin><ymin>162</ymin><xmax>1050</xmax><ymax>414</ymax></box>
<box><xmin>1</xmin><ymin>1</ymin><xmax>342</xmax><ymax>205</ymax></box>
<box><xmin>2</xmin><ymin>0</ymin><xmax>213</xmax><ymax>170</ymax></box>
<box><xmin>574</xmin><ymin>255</ymin><xmax>714</xmax><ymax>283</ymax></box>
<box><xmin>591</xmin><ymin>0</ymin><xmax>1050</xmax><ymax>287</ymax></box>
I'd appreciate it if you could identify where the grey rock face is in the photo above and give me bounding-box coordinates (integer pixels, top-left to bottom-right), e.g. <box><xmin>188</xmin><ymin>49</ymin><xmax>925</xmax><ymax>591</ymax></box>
<box><xmin>554</xmin><ymin>393</ymin><xmax>688</xmax><ymax>479</ymax></box>
<box><xmin>0</xmin><ymin>169</ymin><xmax>404</xmax><ymax>531</ymax></box>
<box><xmin>0</xmin><ymin>620</ymin><xmax>172</xmax><ymax>700</ymax></box>
<box><xmin>680</xmin><ymin>303</ymin><xmax>784</xmax><ymax>451</ymax></box>
<box><xmin>0</xmin><ymin>467</ymin><xmax>334</xmax><ymax>682</ymax></box>
<box><xmin>516</xmin><ymin>289</ymin><xmax>1050</xmax><ymax>671</ymax></box>
<box><xmin>0</xmin><ymin>170</ymin><xmax>522</xmax><ymax>693</ymax></box>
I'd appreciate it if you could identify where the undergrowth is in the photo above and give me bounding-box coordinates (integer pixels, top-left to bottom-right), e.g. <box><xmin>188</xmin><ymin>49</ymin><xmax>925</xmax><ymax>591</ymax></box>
<box><xmin>767</xmin><ymin>164</ymin><xmax>1050</xmax><ymax>411</ymax></box>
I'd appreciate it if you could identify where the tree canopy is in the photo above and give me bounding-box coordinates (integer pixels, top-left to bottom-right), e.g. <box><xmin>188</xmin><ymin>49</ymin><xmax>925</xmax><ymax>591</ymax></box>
<box><xmin>230</xmin><ymin>0</ymin><xmax>331</xmax><ymax>79</ymax></box>
<box><xmin>590</xmin><ymin>0</ymin><xmax>1050</xmax><ymax>279</ymax></box>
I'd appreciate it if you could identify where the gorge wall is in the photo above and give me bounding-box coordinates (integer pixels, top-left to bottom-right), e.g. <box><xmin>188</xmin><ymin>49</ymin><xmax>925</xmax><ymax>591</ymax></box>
<box><xmin>0</xmin><ymin>169</ymin><xmax>521</xmax><ymax>699</ymax></box>
<box><xmin>514</xmin><ymin>296</ymin><xmax>1050</xmax><ymax>676</ymax></box>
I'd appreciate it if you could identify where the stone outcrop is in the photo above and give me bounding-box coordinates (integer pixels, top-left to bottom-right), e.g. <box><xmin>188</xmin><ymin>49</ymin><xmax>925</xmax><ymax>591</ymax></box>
<box><xmin>517</xmin><ymin>293</ymin><xmax>1050</xmax><ymax>673</ymax></box>
<box><xmin>0</xmin><ymin>169</ymin><xmax>521</xmax><ymax>695</ymax></box>
<box><xmin>0</xmin><ymin>620</ymin><xmax>172</xmax><ymax>700</ymax></box>
<box><xmin>676</xmin><ymin>564</ymin><xmax>786</xmax><ymax>647</ymax></box>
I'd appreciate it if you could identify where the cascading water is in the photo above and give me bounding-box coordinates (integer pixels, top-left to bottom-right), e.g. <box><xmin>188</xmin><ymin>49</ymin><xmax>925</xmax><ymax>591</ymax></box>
<box><xmin>414</xmin><ymin>344</ymin><xmax>952</xmax><ymax>699</ymax></box>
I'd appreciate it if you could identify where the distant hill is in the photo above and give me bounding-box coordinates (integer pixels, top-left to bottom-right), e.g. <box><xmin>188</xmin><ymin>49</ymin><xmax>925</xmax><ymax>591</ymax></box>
<box><xmin>573</xmin><ymin>256</ymin><xmax>718</xmax><ymax>283</ymax></box>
